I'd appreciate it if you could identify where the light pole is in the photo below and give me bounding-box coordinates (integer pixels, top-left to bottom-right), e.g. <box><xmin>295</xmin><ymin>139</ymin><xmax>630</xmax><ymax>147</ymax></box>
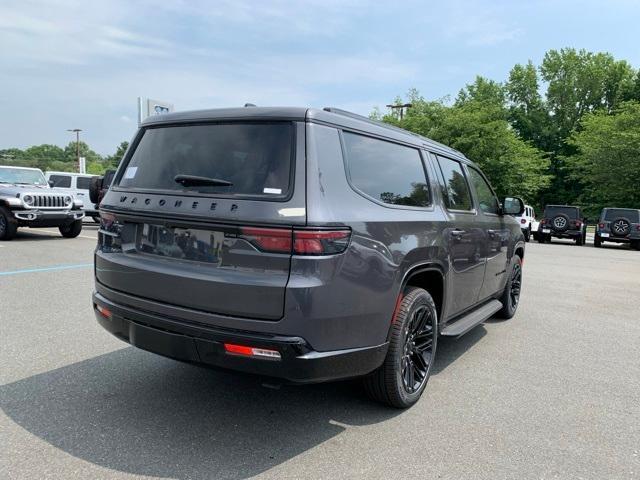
<box><xmin>386</xmin><ymin>103</ymin><xmax>412</xmax><ymax>121</ymax></box>
<box><xmin>67</xmin><ymin>128</ymin><xmax>82</xmax><ymax>172</ymax></box>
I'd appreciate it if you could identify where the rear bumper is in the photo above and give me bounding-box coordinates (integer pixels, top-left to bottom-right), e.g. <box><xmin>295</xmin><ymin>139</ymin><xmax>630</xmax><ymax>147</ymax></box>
<box><xmin>539</xmin><ymin>229</ymin><xmax>582</xmax><ymax>239</ymax></box>
<box><xmin>597</xmin><ymin>232</ymin><xmax>639</xmax><ymax>243</ymax></box>
<box><xmin>92</xmin><ymin>291</ymin><xmax>388</xmax><ymax>384</ymax></box>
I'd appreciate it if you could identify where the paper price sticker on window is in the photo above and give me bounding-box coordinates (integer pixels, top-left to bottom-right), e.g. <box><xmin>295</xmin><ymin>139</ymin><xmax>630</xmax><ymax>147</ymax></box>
<box><xmin>123</xmin><ymin>167</ymin><xmax>138</xmax><ymax>179</ymax></box>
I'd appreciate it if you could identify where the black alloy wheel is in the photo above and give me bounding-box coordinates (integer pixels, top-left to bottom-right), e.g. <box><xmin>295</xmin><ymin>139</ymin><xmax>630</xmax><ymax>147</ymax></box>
<box><xmin>509</xmin><ymin>261</ymin><xmax>522</xmax><ymax>311</ymax></box>
<box><xmin>401</xmin><ymin>305</ymin><xmax>435</xmax><ymax>394</ymax></box>
<box><xmin>364</xmin><ymin>286</ymin><xmax>438</xmax><ymax>408</ymax></box>
<box><xmin>496</xmin><ymin>255</ymin><xmax>523</xmax><ymax>319</ymax></box>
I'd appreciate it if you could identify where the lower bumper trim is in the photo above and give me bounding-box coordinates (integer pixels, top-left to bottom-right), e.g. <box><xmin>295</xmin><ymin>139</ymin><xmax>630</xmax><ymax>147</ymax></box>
<box><xmin>92</xmin><ymin>291</ymin><xmax>388</xmax><ymax>384</ymax></box>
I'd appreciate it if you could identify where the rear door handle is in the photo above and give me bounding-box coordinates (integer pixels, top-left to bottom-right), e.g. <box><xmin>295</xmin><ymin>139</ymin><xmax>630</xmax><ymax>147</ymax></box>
<box><xmin>487</xmin><ymin>229</ymin><xmax>497</xmax><ymax>237</ymax></box>
<box><xmin>450</xmin><ymin>229</ymin><xmax>465</xmax><ymax>240</ymax></box>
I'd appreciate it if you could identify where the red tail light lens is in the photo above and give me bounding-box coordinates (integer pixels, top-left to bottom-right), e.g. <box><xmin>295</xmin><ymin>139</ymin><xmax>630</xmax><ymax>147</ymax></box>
<box><xmin>541</xmin><ymin>219</ymin><xmax>547</xmax><ymax>224</ymax></box>
<box><xmin>240</xmin><ymin>227</ymin><xmax>351</xmax><ymax>255</ymax></box>
<box><xmin>520</xmin><ymin>219</ymin><xmax>526</xmax><ymax>224</ymax></box>
<box><xmin>599</xmin><ymin>223</ymin><xmax>605</xmax><ymax>229</ymax></box>
<box><xmin>294</xmin><ymin>230</ymin><xmax>351</xmax><ymax>255</ymax></box>
<box><xmin>240</xmin><ymin>227</ymin><xmax>292</xmax><ymax>253</ymax></box>
<box><xmin>575</xmin><ymin>221</ymin><xmax>582</xmax><ymax>228</ymax></box>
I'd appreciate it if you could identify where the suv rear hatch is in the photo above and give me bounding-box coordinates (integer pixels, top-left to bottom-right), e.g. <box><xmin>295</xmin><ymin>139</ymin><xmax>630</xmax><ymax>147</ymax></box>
<box><xmin>96</xmin><ymin>121</ymin><xmax>306</xmax><ymax>321</ymax></box>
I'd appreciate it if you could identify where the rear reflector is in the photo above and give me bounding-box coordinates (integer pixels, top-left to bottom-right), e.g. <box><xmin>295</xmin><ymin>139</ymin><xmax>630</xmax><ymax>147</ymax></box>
<box><xmin>96</xmin><ymin>304</ymin><xmax>112</xmax><ymax>319</ymax></box>
<box><xmin>224</xmin><ymin>343</ymin><xmax>281</xmax><ymax>360</ymax></box>
<box><xmin>239</xmin><ymin>227</ymin><xmax>351</xmax><ymax>255</ymax></box>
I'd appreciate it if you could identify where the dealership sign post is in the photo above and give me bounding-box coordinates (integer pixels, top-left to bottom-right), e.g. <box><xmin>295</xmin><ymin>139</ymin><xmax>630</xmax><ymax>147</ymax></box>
<box><xmin>137</xmin><ymin>97</ymin><xmax>174</xmax><ymax>124</ymax></box>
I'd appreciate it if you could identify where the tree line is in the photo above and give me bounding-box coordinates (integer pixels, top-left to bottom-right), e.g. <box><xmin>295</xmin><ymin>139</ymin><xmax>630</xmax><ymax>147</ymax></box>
<box><xmin>375</xmin><ymin>48</ymin><xmax>640</xmax><ymax>218</ymax></box>
<box><xmin>0</xmin><ymin>141</ymin><xmax>129</xmax><ymax>176</ymax></box>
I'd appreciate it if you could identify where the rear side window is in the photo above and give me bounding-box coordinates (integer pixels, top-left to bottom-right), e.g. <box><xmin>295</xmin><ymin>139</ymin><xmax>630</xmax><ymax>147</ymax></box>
<box><xmin>118</xmin><ymin>123</ymin><xmax>294</xmax><ymax>198</ymax></box>
<box><xmin>343</xmin><ymin>132</ymin><xmax>430</xmax><ymax>207</ymax></box>
<box><xmin>49</xmin><ymin>175</ymin><xmax>71</xmax><ymax>188</ymax></box>
<box><xmin>467</xmin><ymin>167</ymin><xmax>499</xmax><ymax>215</ymax></box>
<box><xmin>435</xmin><ymin>156</ymin><xmax>473</xmax><ymax>211</ymax></box>
<box><xmin>76</xmin><ymin>177</ymin><xmax>91</xmax><ymax>190</ymax></box>
<box><xmin>604</xmin><ymin>209</ymin><xmax>639</xmax><ymax>222</ymax></box>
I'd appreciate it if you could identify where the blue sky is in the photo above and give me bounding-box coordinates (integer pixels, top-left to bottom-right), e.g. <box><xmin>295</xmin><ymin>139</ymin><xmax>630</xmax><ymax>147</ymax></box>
<box><xmin>1</xmin><ymin>0</ymin><xmax>639</xmax><ymax>155</ymax></box>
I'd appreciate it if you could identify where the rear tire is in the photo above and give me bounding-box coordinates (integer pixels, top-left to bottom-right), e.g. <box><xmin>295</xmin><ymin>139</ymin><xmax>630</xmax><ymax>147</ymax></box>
<box><xmin>59</xmin><ymin>219</ymin><xmax>83</xmax><ymax>238</ymax></box>
<box><xmin>537</xmin><ymin>234</ymin><xmax>546</xmax><ymax>244</ymax></box>
<box><xmin>594</xmin><ymin>234</ymin><xmax>602</xmax><ymax>248</ymax></box>
<box><xmin>631</xmin><ymin>240</ymin><xmax>640</xmax><ymax>251</ymax></box>
<box><xmin>363</xmin><ymin>287</ymin><xmax>437</xmax><ymax>409</ymax></box>
<box><xmin>495</xmin><ymin>255</ymin><xmax>523</xmax><ymax>319</ymax></box>
<box><xmin>523</xmin><ymin>226</ymin><xmax>531</xmax><ymax>242</ymax></box>
<box><xmin>0</xmin><ymin>206</ymin><xmax>18</xmax><ymax>240</ymax></box>
<box><xmin>576</xmin><ymin>235</ymin><xmax>584</xmax><ymax>246</ymax></box>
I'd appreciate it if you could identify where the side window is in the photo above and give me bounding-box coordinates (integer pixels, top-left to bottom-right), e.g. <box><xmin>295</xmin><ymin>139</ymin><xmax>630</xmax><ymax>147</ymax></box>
<box><xmin>76</xmin><ymin>177</ymin><xmax>91</xmax><ymax>190</ymax></box>
<box><xmin>467</xmin><ymin>167</ymin><xmax>499</xmax><ymax>215</ymax></box>
<box><xmin>49</xmin><ymin>175</ymin><xmax>71</xmax><ymax>188</ymax></box>
<box><xmin>343</xmin><ymin>132</ymin><xmax>430</xmax><ymax>207</ymax></box>
<box><xmin>435</xmin><ymin>156</ymin><xmax>473</xmax><ymax>211</ymax></box>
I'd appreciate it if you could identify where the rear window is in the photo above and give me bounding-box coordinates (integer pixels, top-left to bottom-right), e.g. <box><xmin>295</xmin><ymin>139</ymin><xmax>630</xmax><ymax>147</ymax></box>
<box><xmin>603</xmin><ymin>209</ymin><xmax>639</xmax><ymax>222</ymax></box>
<box><xmin>118</xmin><ymin>123</ymin><xmax>294</xmax><ymax>198</ymax></box>
<box><xmin>49</xmin><ymin>175</ymin><xmax>71</xmax><ymax>188</ymax></box>
<box><xmin>76</xmin><ymin>177</ymin><xmax>92</xmax><ymax>190</ymax></box>
<box><xmin>544</xmin><ymin>206</ymin><xmax>579</xmax><ymax>219</ymax></box>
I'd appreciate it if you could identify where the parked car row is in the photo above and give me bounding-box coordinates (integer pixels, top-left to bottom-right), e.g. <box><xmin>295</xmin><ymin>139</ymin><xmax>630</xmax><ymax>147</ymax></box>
<box><xmin>0</xmin><ymin>165</ymin><xmax>119</xmax><ymax>240</ymax></box>
<box><xmin>0</xmin><ymin>166</ymin><xmax>85</xmax><ymax>239</ymax></box>
<box><xmin>534</xmin><ymin>205</ymin><xmax>639</xmax><ymax>250</ymax></box>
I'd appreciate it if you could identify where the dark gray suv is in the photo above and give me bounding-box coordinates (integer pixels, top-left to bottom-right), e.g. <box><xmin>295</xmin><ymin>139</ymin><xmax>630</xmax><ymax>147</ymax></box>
<box><xmin>594</xmin><ymin>208</ymin><xmax>640</xmax><ymax>250</ymax></box>
<box><xmin>91</xmin><ymin>107</ymin><xmax>526</xmax><ymax>408</ymax></box>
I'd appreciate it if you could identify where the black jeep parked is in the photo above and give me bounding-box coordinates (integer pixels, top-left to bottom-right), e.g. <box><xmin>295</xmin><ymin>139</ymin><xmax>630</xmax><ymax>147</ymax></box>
<box><xmin>594</xmin><ymin>208</ymin><xmax>640</xmax><ymax>250</ymax></box>
<box><xmin>537</xmin><ymin>205</ymin><xmax>587</xmax><ymax>245</ymax></box>
<box><xmin>91</xmin><ymin>106</ymin><xmax>526</xmax><ymax>408</ymax></box>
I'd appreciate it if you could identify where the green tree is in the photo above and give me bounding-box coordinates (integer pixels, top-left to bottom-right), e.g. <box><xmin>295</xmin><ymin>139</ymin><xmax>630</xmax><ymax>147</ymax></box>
<box><xmin>380</xmin><ymin>88</ymin><xmax>550</xmax><ymax>202</ymax></box>
<box><xmin>566</xmin><ymin>101</ymin><xmax>640</xmax><ymax>216</ymax></box>
<box><xmin>104</xmin><ymin>141</ymin><xmax>129</xmax><ymax>169</ymax></box>
<box><xmin>506</xmin><ymin>61</ymin><xmax>554</xmax><ymax>153</ymax></box>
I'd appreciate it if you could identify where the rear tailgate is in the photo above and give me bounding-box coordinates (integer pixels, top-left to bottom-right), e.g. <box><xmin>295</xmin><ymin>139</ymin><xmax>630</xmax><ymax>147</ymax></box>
<box><xmin>96</xmin><ymin>121</ymin><xmax>306</xmax><ymax>321</ymax></box>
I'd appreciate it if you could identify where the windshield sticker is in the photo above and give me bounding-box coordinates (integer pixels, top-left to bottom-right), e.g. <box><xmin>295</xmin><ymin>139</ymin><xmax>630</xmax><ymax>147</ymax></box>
<box><xmin>263</xmin><ymin>187</ymin><xmax>282</xmax><ymax>194</ymax></box>
<box><xmin>123</xmin><ymin>166</ymin><xmax>138</xmax><ymax>179</ymax></box>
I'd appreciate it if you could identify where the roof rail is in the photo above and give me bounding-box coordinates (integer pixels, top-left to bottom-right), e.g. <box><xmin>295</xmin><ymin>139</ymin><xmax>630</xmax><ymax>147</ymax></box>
<box><xmin>323</xmin><ymin>107</ymin><xmax>458</xmax><ymax>154</ymax></box>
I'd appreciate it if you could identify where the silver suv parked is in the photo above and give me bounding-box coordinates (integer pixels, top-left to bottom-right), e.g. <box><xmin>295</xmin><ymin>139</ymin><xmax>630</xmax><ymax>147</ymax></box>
<box><xmin>91</xmin><ymin>107</ymin><xmax>526</xmax><ymax>407</ymax></box>
<box><xmin>0</xmin><ymin>166</ymin><xmax>84</xmax><ymax>240</ymax></box>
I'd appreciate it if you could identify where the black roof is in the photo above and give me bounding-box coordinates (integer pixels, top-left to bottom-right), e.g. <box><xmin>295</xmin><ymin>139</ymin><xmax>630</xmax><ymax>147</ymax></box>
<box><xmin>141</xmin><ymin>106</ymin><xmax>467</xmax><ymax>161</ymax></box>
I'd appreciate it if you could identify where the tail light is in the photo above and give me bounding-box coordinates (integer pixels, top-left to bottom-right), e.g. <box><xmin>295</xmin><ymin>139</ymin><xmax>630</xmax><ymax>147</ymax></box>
<box><xmin>599</xmin><ymin>223</ymin><xmax>605</xmax><ymax>229</ymax></box>
<box><xmin>520</xmin><ymin>219</ymin><xmax>526</xmax><ymax>224</ymax></box>
<box><xmin>575</xmin><ymin>220</ymin><xmax>582</xmax><ymax>228</ymax></box>
<box><xmin>541</xmin><ymin>219</ymin><xmax>547</xmax><ymax>225</ymax></box>
<box><xmin>98</xmin><ymin>212</ymin><xmax>122</xmax><ymax>253</ymax></box>
<box><xmin>224</xmin><ymin>343</ymin><xmax>281</xmax><ymax>360</ymax></box>
<box><xmin>240</xmin><ymin>227</ymin><xmax>351</xmax><ymax>255</ymax></box>
<box><xmin>636</xmin><ymin>225</ymin><xmax>640</xmax><ymax>231</ymax></box>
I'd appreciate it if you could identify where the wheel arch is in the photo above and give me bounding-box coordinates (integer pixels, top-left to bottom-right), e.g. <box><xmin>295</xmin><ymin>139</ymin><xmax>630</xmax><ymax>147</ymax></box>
<box><xmin>400</xmin><ymin>264</ymin><xmax>446</xmax><ymax>320</ymax></box>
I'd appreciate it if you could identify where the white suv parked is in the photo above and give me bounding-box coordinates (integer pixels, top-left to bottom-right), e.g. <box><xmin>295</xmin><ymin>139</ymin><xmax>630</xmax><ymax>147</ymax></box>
<box><xmin>45</xmin><ymin>172</ymin><xmax>99</xmax><ymax>222</ymax></box>
<box><xmin>514</xmin><ymin>204</ymin><xmax>538</xmax><ymax>242</ymax></box>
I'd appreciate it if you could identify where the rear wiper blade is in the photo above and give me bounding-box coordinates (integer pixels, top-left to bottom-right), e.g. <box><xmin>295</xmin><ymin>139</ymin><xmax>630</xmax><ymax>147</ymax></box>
<box><xmin>174</xmin><ymin>174</ymin><xmax>233</xmax><ymax>187</ymax></box>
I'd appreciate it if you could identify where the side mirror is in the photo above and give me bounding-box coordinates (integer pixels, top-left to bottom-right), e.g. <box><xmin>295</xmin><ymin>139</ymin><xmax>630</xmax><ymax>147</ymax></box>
<box><xmin>501</xmin><ymin>197</ymin><xmax>525</xmax><ymax>216</ymax></box>
<box><xmin>89</xmin><ymin>176</ymin><xmax>103</xmax><ymax>204</ymax></box>
<box><xmin>48</xmin><ymin>180</ymin><xmax>55</xmax><ymax>188</ymax></box>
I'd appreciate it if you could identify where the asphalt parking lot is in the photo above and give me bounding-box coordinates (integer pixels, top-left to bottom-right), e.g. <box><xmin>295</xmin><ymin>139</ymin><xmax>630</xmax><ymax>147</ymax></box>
<box><xmin>1</xmin><ymin>224</ymin><xmax>639</xmax><ymax>480</ymax></box>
